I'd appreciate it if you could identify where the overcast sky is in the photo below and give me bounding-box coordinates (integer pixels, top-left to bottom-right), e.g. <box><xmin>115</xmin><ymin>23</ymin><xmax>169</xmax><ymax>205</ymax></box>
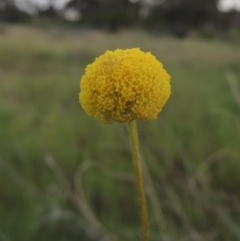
<box><xmin>219</xmin><ymin>0</ymin><xmax>240</xmax><ymax>11</ymax></box>
<box><xmin>15</xmin><ymin>0</ymin><xmax>240</xmax><ymax>12</ymax></box>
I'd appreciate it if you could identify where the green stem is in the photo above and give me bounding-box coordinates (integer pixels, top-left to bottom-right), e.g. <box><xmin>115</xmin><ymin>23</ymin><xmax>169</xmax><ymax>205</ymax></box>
<box><xmin>127</xmin><ymin>120</ymin><xmax>148</xmax><ymax>241</ymax></box>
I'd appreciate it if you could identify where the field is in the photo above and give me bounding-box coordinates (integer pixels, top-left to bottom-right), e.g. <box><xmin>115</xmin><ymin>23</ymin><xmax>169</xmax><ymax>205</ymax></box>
<box><xmin>0</xmin><ymin>25</ymin><xmax>240</xmax><ymax>241</ymax></box>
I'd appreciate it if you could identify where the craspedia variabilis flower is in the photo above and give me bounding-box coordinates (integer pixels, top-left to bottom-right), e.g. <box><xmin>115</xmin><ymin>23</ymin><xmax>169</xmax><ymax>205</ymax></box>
<box><xmin>79</xmin><ymin>48</ymin><xmax>171</xmax><ymax>124</ymax></box>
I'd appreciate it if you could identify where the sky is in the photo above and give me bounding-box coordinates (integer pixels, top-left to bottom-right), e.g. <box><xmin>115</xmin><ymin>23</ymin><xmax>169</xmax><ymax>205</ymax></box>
<box><xmin>219</xmin><ymin>0</ymin><xmax>240</xmax><ymax>11</ymax></box>
<box><xmin>14</xmin><ymin>0</ymin><xmax>71</xmax><ymax>12</ymax></box>
<box><xmin>15</xmin><ymin>0</ymin><xmax>240</xmax><ymax>12</ymax></box>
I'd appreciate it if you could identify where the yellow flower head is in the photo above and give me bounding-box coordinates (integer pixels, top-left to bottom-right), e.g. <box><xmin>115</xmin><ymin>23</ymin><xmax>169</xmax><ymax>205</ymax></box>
<box><xmin>79</xmin><ymin>48</ymin><xmax>171</xmax><ymax>124</ymax></box>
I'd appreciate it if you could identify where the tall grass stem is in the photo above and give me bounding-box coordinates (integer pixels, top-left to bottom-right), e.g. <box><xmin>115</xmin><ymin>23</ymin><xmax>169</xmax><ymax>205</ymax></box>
<box><xmin>127</xmin><ymin>120</ymin><xmax>148</xmax><ymax>241</ymax></box>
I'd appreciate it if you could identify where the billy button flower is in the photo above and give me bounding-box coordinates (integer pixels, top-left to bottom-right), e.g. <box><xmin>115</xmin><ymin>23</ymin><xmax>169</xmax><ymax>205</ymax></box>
<box><xmin>80</xmin><ymin>48</ymin><xmax>171</xmax><ymax>124</ymax></box>
<box><xmin>79</xmin><ymin>48</ymin><xmax>171</xmax><ymax>241</ymax></box>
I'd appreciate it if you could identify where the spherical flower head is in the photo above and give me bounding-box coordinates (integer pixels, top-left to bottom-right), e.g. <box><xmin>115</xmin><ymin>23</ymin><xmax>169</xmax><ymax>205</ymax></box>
<box><xmin>79</xmin><ymin>48</ymin><xmax>171</xmax><ymax>124</ymax></box>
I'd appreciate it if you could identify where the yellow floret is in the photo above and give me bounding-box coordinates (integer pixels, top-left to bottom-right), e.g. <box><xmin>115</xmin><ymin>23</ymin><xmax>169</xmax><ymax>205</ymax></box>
<box><xmin>79</xmin><ymin>48</ymin><xmax>171</xmax><ymax>124</ymax></box>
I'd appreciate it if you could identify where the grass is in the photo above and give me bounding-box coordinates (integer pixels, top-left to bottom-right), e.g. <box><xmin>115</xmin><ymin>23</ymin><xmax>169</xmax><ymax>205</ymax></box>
<box><xmin>0</xmin><ymin>24</ymin><xmax>240</xmax><ymax>241</ymax></box>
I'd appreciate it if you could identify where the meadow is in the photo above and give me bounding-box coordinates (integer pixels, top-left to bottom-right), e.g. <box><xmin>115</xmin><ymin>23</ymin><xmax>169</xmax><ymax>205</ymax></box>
<box><xmin>0</xmin><ymin>25</ymin><xmax>240</xmax><ymax>241</ymax></box>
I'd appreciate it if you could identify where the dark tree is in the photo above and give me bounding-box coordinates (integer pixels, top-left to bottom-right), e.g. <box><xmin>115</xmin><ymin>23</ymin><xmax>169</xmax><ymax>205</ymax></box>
<box><xmin>145</xmin><ymin>0</ymin><xmax>220</xmax><ymax>37</ymax></box>
<box><xmin>65</xmin><ymin>0</ymin><xmax>140</xmax><ymax>31</ymax></box>
<box><xmin>0</xmin><ymin>0</ymin><xmax>30</xmax><ymax>23</ymax></box>
<box><xmin>37</xmin><ymin>5</ymin><xmax>59</xmax><ymax>18</ymax></box>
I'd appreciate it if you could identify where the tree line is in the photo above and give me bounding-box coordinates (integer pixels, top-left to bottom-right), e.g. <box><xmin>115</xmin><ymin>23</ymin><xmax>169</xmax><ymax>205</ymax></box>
<box><xmin>0</xmin><ymin>0</ymin><xmax>240</xmax><ymax>37</ymax></box>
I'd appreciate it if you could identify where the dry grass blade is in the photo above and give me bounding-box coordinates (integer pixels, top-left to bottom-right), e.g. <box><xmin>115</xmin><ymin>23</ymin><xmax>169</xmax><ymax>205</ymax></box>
<box><xmin>140</xmin><ymin>155</ymin><xmax>168</xmax><ymax>232</ymax></box>
<box><xmin>45</xmin><ymin>155</ymin><xmax>79</xmax><ymax>208</ymax></box>
<box><xmin>45</xmin><ymin>155</ymin><xmax>119</xmax><ymax>240</ymax></box>
<box><xmin>94</xmin><ymin>162</ymin><xmax>134</xmax><ymax>182</ymax></box>
<box><xmin>74</xmin><ymin>160</ymin><xmax>123</xmax><ymax>241</ymax></box>
<box><xmin>225</xmin><ymin>71</ymin><xmax>240</xmax><ymax>110</ymax></box>
<box><xmin>191</xmin><ymin>148</ymin><xmax>231</xmax><ymax>185</ymax></box>
<box><xmin>213</xmin><ymin>207</ymin><xmax>240</xmax><ymax>239</ymax></box>
<box><xmin>166</xmin><ymin>188</ymin><xmax>203</xmax><ymax>241</ymax></box>
<box><xmin>0</xmin><ymin>158</ymin><xmax>39</xmax><ymax>196</ymax></box>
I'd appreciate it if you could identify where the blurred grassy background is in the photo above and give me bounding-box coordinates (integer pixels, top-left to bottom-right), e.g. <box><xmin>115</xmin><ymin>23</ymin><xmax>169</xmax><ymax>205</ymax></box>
<box><xmin>0</xmin><ymin>25</ymin><xmax>240</xmax><ymax>241</ymax></box>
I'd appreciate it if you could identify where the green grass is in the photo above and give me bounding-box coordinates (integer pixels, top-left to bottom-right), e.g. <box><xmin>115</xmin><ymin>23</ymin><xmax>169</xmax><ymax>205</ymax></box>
<box><xmin>0</xmin><ymin>25</ymin><xmax>240</xmax><ymax>241</ymax></box>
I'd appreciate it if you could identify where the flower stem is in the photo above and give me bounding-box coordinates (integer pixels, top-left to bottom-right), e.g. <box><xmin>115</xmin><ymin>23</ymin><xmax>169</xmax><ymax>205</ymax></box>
<box><xmin>127</xmin><ymin>120</ymin><xmax>148</xmax><ymax>241</ymax></box>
